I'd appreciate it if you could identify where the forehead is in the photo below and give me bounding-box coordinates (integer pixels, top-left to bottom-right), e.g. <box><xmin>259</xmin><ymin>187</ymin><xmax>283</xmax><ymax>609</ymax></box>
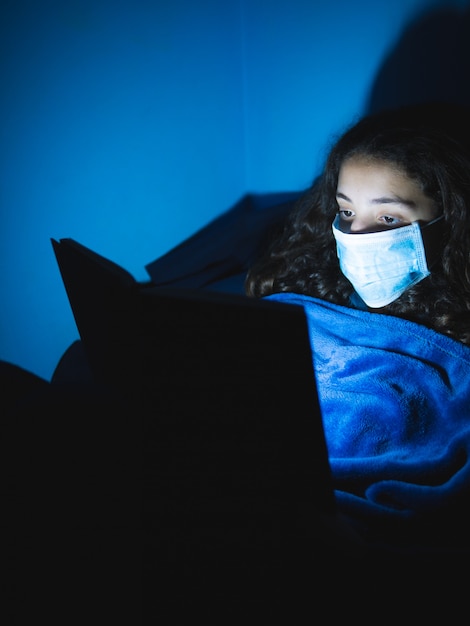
<box><xmin>337</xmin><ymin>156</ymin><xmax>420</xmax><ymax>195</ymax></box>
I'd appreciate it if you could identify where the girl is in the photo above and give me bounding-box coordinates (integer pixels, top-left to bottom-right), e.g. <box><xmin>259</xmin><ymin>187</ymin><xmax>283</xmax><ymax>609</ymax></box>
<box><xmin>245</xmin><ymin>104</ymin><xmax>470</xmax><ymax>346</ymax></box>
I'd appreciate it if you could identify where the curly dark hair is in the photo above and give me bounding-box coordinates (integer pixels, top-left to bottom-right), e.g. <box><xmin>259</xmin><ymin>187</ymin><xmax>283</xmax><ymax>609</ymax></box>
<box><xmin>245</xmin><ymin>103</ymin><xmax>470</xmax><ymax>345</ymax></box>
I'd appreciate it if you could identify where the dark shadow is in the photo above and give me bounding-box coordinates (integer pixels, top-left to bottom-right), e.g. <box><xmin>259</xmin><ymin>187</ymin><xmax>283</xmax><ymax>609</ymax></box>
<box><xmin>366</xmin><ymin>5</ymin><xmax>470</xmax><ymax>115</ymax></box>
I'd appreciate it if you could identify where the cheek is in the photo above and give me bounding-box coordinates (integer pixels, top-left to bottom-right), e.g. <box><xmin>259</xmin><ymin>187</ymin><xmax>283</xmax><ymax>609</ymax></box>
<box><xmin>424</xmin><ymin>201</ymin><xmax>441</xmax><ymax>221</ymax></box>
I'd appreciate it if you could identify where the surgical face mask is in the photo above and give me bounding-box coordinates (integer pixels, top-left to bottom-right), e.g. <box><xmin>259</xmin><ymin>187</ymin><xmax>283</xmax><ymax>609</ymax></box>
<box><xmin>331</xmin><ymin>215</ymin><xmax>443</xmax><ymax>308</ymax></box>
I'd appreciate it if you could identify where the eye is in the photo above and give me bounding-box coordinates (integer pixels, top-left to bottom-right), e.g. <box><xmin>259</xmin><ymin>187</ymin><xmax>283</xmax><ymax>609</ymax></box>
<box><xmin>379</xmin><ymin>215</ymin><xmax>403</xmax><ymax>226</ymax></box>
<box><xmin>338</xmin><ymin>209</ymin><xmax>354</xmax><ymax>220</ymax></box>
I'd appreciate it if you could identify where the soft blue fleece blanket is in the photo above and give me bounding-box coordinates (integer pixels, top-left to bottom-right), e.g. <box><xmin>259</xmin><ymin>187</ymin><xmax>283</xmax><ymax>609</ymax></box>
<box><xmin>266</xmin><ymin>293</ymin><xmax>470</xmax><ymax>543</ymax></box>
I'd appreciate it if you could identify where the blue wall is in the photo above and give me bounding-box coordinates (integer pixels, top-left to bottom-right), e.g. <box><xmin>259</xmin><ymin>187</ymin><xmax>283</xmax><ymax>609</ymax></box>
<box><xmin>1</xmin><ymin>0</ymin><xmax>469</xmax><ymax>380</ymax></box>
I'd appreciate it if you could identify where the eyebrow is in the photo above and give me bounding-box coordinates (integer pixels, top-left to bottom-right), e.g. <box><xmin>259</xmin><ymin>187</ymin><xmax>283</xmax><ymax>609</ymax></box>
<box><xmin>336</xmin><ymin>192</ymin><xmax>416</xmax><ymax>208</ymax></box>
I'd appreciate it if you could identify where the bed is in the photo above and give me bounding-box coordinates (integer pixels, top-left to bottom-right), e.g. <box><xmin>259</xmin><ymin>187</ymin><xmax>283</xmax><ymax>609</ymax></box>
<box><xmin>7</xmin><ymin>190</ymin><xmax>470</xmax><ymax>617</ymax></box>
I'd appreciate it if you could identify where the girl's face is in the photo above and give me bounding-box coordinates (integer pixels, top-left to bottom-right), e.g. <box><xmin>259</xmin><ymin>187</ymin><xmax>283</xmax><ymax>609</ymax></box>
<box><xmin>335</xmin><ymin>156</ymin><xmax>440</xmax><ymax>233</ymax></box>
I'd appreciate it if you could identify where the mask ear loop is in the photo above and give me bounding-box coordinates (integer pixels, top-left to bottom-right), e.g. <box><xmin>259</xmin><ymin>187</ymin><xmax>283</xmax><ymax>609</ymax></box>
<box><xmin>420</xmin><ymin>215</ymin><xmax>445</xmax><ymax>269</ymax></box>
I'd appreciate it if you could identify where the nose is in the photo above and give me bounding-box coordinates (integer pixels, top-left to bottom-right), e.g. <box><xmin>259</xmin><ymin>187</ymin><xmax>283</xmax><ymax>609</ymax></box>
<box><xmin>348</xmin><ymin>219</ymin><xmax>379</xmax><ymax>234</ymax></box>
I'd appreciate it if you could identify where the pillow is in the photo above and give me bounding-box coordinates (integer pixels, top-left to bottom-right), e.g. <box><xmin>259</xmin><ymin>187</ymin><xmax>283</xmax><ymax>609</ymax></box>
<box><xmin>144</xmin><ymin>191</ymin><xmax>302</xmax><ymax>294</ymax></box>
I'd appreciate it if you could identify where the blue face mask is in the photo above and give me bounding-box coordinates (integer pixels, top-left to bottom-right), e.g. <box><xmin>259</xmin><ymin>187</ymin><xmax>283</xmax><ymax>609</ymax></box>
<box><xmin>331</xmin><ymin>215</ymin><xmax>443</xmax><ymax>308</ymax></box>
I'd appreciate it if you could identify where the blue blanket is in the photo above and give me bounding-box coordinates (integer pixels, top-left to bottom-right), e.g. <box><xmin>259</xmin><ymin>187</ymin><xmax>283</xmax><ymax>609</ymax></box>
<box><xmin>266</xmin><ymin>293</ymin><xmax>470</xmax><ymax>549</ymax></box>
